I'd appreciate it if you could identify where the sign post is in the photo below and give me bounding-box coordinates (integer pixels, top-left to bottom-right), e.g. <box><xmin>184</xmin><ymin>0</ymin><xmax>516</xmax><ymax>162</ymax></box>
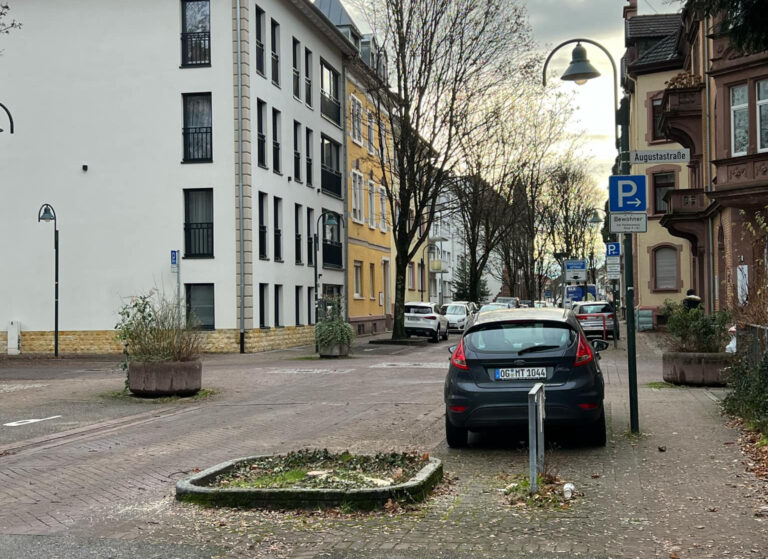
<box><xmin>171</xmin><ymin>250</ymin><xmax>181</xmax><ymax>314</ymax></box>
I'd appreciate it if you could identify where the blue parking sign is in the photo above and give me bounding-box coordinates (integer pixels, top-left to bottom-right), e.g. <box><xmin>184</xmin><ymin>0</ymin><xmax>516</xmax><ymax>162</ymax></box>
<box><xmin>609</xmin><ymin>175</ymin><xmax>647</xmax><ymax>213</ymax></box>
<box><xmin>606</xmin><ymin>242</ymin><xmax>621</xmax><ymax>257</ymax></box>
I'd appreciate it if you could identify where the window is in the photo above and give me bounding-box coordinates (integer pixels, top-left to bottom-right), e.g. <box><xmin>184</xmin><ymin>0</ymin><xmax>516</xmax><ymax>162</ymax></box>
<box><xmin>259</xmin><ymin>283</ymin><xmax>269</xmax><ymax>327</ymax></box>
<box><xmin>306</xmin><ymin>128</ymin><xmax>313</xmax><ymax>187</ymax></box>
<box><xmin>272</xmin><ymin>108</ymin><xmax>281</xmax><ymax>173</ymax></box>
<box><xmin>292</xmin><ymin>38</ymin><xmax>301</xmax><ymax>99</ymax></box>
<box><xmin>367</xmin><ymin>111</ymin><xmax>375</xmax><ymax>154</ymax></box>
<box><xmin>182</xmin><ymin>93</ymin><xmax>212</xmax><ymax>162</ymax></box>
<box><xmin>307</xmin><ymin>286</ymin><xmax>314</xmax><ymax>325</ymax></box>
<box><xmin>418</xmin><ymin>262</ymin><xmax>424</xmax><ymax>292</ymax></box>
<box><xmin>379</xmin><ymin>188</ymin><xmax>387</xmax><ymax>231</ymax></box>
<box><xmin>369</xmin><ymin>263</ymin><xmax>375</xmax><ymax>299</ymax></box>
<box><xmin>350</xmin><ymin>95</ymin><xmax>363</xmax><ymax>144</ymax></box>
<box><xmin>322</xmin><ymin>211</ymin><xmax>342</xmax><ymax>269</ymax></box>
<box><xmin>307</xmin><ymin>208</ymin><xmax>314</xmax><ymax>266</ymax></box>
<box><xmin>255</xmin><ymin>6</ymin><xmax>265</xmax><ymax>76</ymax></box>
<box><xmin>305</xmin><ymin>48</ymin><xmax>313</xmax><ymax>106</ymax></box>
<box><xmin>273</xmin><ymin>197</ymin><xmax>282</xmax><ymax>262</ymax></box>
<box><xmin>731</xmin><ymin>84</ymin><xmax>748</xmax><ymax>156</ymax></box>
<box><xmin>351</xmin><ymin>171</ymin><xmax>364</xmax><ymax>222</ymax></box>
<box><xmin>184</xmin><ymin>189</ymin><xmax>213</xmax><ymax>257</ymax></box>
<box><xmin>293</xmin><ymin>121</ymin><xmax>301</xmax><ymax>182</ymax></box>
<box><xmin>181</xmin><ymin>0</ymin><xmax>210</xmax><ymax>66</ymax></box>
<box><xmin>274</xmin><ymin>284</ymin><xmax>283</xmax><ymax>327</ymax></box>
<box><xmin>270</xmin><ymin>19</ymin><xmax>280</xmax><ymax>86</ymax></box>
<box><xmin>379</xmin><ymin>122</ymin><xmax>388</xmax><ymax>163</ymax></box>
<box><xmin>354</xmin><ymin>261</ymin><xmax>363</xmax><ymax>297</ymax></box>
<box><xmin>258</xmin><ymin>191</ymin><xmax>268</xmax><ymax>259</ymax></box>
<box><xmin>257</xmin><ymin>99</ymin><xmax>267</xmax><ymax>168</ymax></box>
<box><xmin>321</xmin><ymin>136</ymin><xmax>342</xmax><ymax>197</ymax></box>
<box><xmin>294</xmin><ymin>203</ymin><xmax>303</xmax><ymax>264</ymax></box>
<box><xmin>758</xmin><ymin>80</ymin><xmax>768</xmax><ymax>151</ymax></box>
<box><xmin>654</xmin><ymin>247</ymin><xmax>678</xmax><ymax>290</ymax></box>
<box><xmin>653</xmin><ymin>172</ymin><xmax>675</xmax><ymax>214</ymax></box>
<box><xmin>295</xmin><ymin>286</ymin><xmax>303</xmax><ymax>325</ymax></box>
<box><xmin>186</xmin><ymin>283</ymin><xmax>214</xmax><ymax>329</ymax></box>
<box><xmin>320</xmin><ymin>61</ymin><xmax>341</xmax><ymax>124</ymax></box>
<box><xmin>651</xmin><ymin>97</ymin><xmax>664</xmax><ymax>141</ymax></box>
<box><xmin>368</xmin><ymin>180</ymin><xmax>376</xmax><ymax>228</ymax></box>
<box><xmin>408</xmin><ymin>263</ymin><xmax>414</xmax><ymax>289</ymax></box>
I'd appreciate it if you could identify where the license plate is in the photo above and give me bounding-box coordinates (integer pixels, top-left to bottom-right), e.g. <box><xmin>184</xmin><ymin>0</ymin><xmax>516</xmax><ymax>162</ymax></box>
<box><xmin>495</xmin><ymin>367</ymin><xmax>547</xmax><ymax>380</ymax></box>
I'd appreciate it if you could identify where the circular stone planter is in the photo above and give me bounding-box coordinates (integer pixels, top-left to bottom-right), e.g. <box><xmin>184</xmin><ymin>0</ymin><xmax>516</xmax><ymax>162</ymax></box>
<box><xmin>662</xmin><ymin>351</ymin><xmax>733</xmax><ymax>386</ymax></box>
<box><xmin>127</xmin><ymin>360</ymin><xmax>202</xmax><ymax>397</ymax></box>
<box><xmin>175</xmin><ymin>454</ymin><xmax>443</xmax><ymax>509</ymax></box>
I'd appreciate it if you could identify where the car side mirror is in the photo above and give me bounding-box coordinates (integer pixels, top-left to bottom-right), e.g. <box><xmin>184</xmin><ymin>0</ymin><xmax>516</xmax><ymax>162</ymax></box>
<box><xmin>591</xmin><ymin>339</ymin><xmax>610</xmax><ymax>352</ymax></box>
<box><xmin>448</xmin><ymin>345</ymin><xmax>457</xmax><ymax>354</ymax></box>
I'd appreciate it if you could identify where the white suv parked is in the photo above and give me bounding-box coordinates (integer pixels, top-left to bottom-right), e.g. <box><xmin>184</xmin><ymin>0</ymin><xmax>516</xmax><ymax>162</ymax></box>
<box><xmin>404</xmin><ymin>302</ymin><xmax>449</xmax><ymax>342</ymax></box>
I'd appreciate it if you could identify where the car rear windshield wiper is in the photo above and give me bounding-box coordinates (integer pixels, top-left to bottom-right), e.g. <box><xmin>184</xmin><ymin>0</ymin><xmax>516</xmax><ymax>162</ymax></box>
<box><xmin>516</xmin><ymin>344</ymin><xmax>561</xmax><ymax>355</ymax></box>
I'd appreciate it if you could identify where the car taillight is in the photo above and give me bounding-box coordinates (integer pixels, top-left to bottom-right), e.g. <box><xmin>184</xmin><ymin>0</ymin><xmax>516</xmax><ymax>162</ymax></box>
<box><xmin>575</xmin><ymin>333</ymin><xmax>593</xmax><ymax>367</ymax></box>
<box><xmin>577</xmin><ymin>315</ymin><xmax>587</xmax><ymax>320</ymax></box>
<box><xmin>607</xmin><ymin>314</ymin><xmax>614</xmax><ymax>319</ymax></box>
<box><xmin>449</xmin><ymin>405</ymin><xmax>468</xmax><ymax>412</ymax></box>
<box><xmin>451</xmin><ymin>338</ymin><xmax>469</xmax><ymax>370</ymax></box>
<box><xmin>425</xmin><ymin>315</ymin><xmax>437</xmax><ymax>320</ymax></box>
<box><xmin>578</xmin><ymin>403</ymin><xmax>598</xmax><ymax>410</ymax></box>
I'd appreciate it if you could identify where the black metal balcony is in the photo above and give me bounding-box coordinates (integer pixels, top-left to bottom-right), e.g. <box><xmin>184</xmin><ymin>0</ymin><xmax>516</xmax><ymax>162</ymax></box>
<box><xmin>322</xmin><ymin>240</ymin><xmax>343</xmax><ymax>269</ymax></box>
<box><xmin>274</xmin><ymin>229</ymin><xmax>282</xmax><ymax>261</ymax></box>
<box><xmin>294</xmin><ymin>151</ymin><xmax>301</xmax><ymax>181</ymax></box>
<box><xmin>306</xmin><ymin>157</ymin><xmax>313</xmax><ymax>187</ymax></box>
<box><xmin>271</xmin><ymin>52</ymin><xmax>280</xmax><ymax>85</ymax></box>
<box><xmin>259</xmin><ymin>225</ymin><xmax>268</xmax><ymax>259</ymax></box>
<box><xmin>273</xmin><ymin>142</ymin><xmax>281</xmax><ymax>173</ymax></box>
<box><xmin>308</xmin><ymin>238</ymin><xmax>314</xmax><ymax>266</ymax></box>
<box><xmin>255</xmin><ymin>40</ymin><xmax>265</xmax><ymax>75</ymax></box>
<box><xmin>184</xmin><ymin>222</ymin><xmax>213</xmax><ymax>257</ymax></box>
<box><xmin>293</xmin><ymin>69</ymin><xmax>301</xmax><ymax>98</ymax></box>
<box><xmin>183</xmin><ymin>127</ymin><xmax>212</xmax><ymax>162</ymax></box>
<box><xmin>321</xmin><ymin>165</ymin><xmax>342</xmax><ymax>197</ymax></box>
<box><xmin>305</xmin><ymin>78</ymin><xmax>312</xmax><ymax>106</ymax></box>
<box><xmin>321</xmin><ymin>92</ymin><xmax>340</xmax><ymax>124</ymax></box>
<box><xmin>295</xmin><ymin>233</ymin><xmax>302</xmax><ymax>263</ymax></box>
<box><xmin>257</xmin><ymin>133</ymin><xmax>266</xmax><ymax>167</ymax></box>
<box><xmin>181</xmin><ymin>32</ymin><xmax>210</xmax><ymax>66</ymax></box>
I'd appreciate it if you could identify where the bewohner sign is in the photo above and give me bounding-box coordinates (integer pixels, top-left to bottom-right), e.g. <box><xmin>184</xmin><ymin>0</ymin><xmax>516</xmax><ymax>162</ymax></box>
<box><xmin>630</xmin><ymin>149</ymin><xmax>690</xmax><ymax>164</ymax></box>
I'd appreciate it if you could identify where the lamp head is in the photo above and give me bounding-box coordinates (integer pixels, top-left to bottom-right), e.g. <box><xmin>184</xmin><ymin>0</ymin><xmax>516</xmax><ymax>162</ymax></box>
<box><xmin>561</xmin><ymin>43</ymin><xmax>601</xmax><ymax>85</ymax></box>
<box><xmin>325</xmin><ymin>214</ymin><xmax>338</xmax><ymax>227</ymax></box>
<box><xmin>38</xmin><ymin>204</ymin><xmax>56</xmax><ymax>223</ymax></box>
<box><xmin>588</xmin><ymin>209</ymin><xmax>603</xmax><ymax>225</ymax></box>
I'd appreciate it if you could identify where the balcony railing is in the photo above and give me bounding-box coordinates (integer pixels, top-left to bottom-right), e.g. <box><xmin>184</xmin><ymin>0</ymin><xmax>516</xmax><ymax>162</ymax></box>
<box><xmin>273</xmin><ymin>142</ymin><xmax>281</xmax><ymax>173</ymax></box>
<box><xmin>255</xmin><ymin>40</ymin><xmax>265</xmax><ymax>75</ymax></box>
<box><xmin>181</xmin><ymin>32</ymin><xmax>210</xmax><ymax>66</ymax></box>
<box><xmin>183</xmin><ymin>127</ymin><xmax>212</xmax><ymax>162</ymax></box>
<box><xmin>305</xmin><ymin>78</ymin><xmax>312</xmax><ymax>106</ymax></box>
<box><xmin>293</xmin><ymin>69</ymin><xmax>301</xmax><ymax>98</ymax></box>
<box><xmin>294</xmin><ymin>151</ymin><xmax>301</xmax><ymax>181</ymax></box>
<box><xmin>321</xmin><ymin>165</ymin><xmax>342</xmax><ymax>197</ymax></box>
<box><xmin>184</xmin><ymin>222</ymin><xmax>214</xmax><ymax>257</ymax></box>
<box><xmin>307</xmin><ymin>237</ymin><xmax>314</xmax><ymax>266</ymax></box>
<box><xmin>274</xmin><ymin>229</ymin><xmax>282</xmax><ymax>261</ymax></box>
<box><xmin>257</xmin><ymin>133</ymin><xmax>266</xmax><ymax>167</ymax></box>
<box><xmin>322</xmin><ymin>239</ymin><xmax>343</xmax><ymax>269</ymax></box>
<box><xmin>295</xmin><ymin>233</ymin><xmax>302</xmax><ymax>263</ymax></box>
<box><xmin>271</xmin><ymin>52</ymin><xmax>280</xmax><ymax>85</ymax></box>
<box><xmin>306</xmin><ymin>157</ymin><xmax>313</xmax><ymax>187</ymax></box>
<box><xmin>320</xmin><ymin>92</ymin><xmax>340</xmax><ymax>124</ymax></box>
<box><xmin>259</xmin><ymin>225</ymin><xmax>268</xmax><ymax>259</ymax></box>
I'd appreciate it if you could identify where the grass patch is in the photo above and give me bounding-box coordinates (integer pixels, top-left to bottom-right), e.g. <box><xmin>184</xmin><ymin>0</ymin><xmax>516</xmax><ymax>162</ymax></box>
<box><xmin>501</xmin><ymin>473</ymin><xmax>574</xmax><ymax>510</ymax></box>
<box><xmin>645</xmin><ymin>381</ymin><xmax>683</xmax><ymax>389</ymax></box>
<box><xmin>102</xmin><ymin>388</ymin><xmax>218</xmax><ymax>403</ymax></box>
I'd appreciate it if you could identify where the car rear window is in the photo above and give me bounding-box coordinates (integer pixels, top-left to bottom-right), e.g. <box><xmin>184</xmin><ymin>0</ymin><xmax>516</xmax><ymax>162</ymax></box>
<box><xmin>405</xmin><ymin>305</ymin><xmax>432</xmax><ymax>314</ymax></box>
<box><xmin>446</xmin><ymin>305</ymin><xmax>466</xmax><ymax>315</ymax></box>
<box><xmin>465</xmin><ymin>322</ymin><xmax>576</xmax><ymax>353</ymax></box>
<box><xmin>576</xmin><ymin>304</ymin><xmax>612</xmax><ymax>314</ymax></box>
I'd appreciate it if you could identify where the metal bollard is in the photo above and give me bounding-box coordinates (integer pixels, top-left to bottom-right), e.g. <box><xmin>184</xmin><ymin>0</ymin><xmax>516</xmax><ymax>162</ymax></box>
<box><xmin>528</xmin><ymin>382</ymin><xmax>546</xmax><ymax>494</ymax></box>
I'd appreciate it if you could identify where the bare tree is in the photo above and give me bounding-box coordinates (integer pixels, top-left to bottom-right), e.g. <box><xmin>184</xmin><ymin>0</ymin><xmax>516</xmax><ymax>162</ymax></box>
<box><xmin>0</xmin><ymin>3</ymin><xmax>21</xmax><ymax>36</ymax></box>
<box><xmin>361</xmin><ymin>0</ymin><xmax>534</xmax><ymax>338</ymax></box>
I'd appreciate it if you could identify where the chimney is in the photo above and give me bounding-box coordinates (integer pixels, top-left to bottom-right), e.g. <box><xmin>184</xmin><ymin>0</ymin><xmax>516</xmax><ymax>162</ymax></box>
<box><xmin>623</xmin><ymin>0</ymin><xmax>637</xmax><ymax>20</ymax></box>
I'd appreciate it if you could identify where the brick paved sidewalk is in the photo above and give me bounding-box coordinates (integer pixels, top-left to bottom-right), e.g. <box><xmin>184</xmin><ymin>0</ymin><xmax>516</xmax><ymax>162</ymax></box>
<box><xmin>1</xmin><ymin>331</ymin><xmax>766</xmax><ymax>558</ymax></box>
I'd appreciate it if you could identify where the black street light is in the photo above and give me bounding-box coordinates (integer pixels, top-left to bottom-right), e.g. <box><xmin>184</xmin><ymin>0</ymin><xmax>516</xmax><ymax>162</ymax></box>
<box><xmin>37</xmin><ymin>203</ymin><xmax>59</xmax><ymax>357</ymax></box>
<box><xmin>313</xmin><ymin>211</ymin><xmax>345</xmax><ymax>344</ymax></box>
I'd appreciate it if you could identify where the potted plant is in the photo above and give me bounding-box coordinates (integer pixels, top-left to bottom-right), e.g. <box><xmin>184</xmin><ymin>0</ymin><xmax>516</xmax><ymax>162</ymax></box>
<box><xmin>661</xmin><ymin>300</ymin><xmax>732</xmax><ymax>386</ymax></box>
<box><xmin>116</xmin><ymin>291</ymin><xmax>204</xmax><ymax>397</ymax></box>
<box><xmin>314</xmin><ymin>297</ymin><xmax>354</xmax><ymax>357</ymax></box>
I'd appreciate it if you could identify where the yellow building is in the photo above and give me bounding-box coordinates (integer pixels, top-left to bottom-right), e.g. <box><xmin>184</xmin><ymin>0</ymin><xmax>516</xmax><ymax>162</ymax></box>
<box><xmin>345</xmin><ymin>54</ymin><xmax>394</xmax><ymax>334</ymax></box>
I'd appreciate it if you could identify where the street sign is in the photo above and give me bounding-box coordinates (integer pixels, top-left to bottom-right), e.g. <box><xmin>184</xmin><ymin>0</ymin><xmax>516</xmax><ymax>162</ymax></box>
<box><xmin>171</xmin><ymin>250</ymin><xmax>178</xmax><ymax>272</ymax></box>
<box><xmin>565</xmin><ymin>259</ymin><xmax>587</xmax><ymax>282</ymax></box>
<box><xmin>544</xmin><ymin>290</ymin><xmax>552</xmax><ymax>298</ymax></box>
<box><xmin>606</xmin><ymin>242</ymin><xmax>621</xmax><ymax>257</ymax></box>
<box><xmin>607</xmin><ymin>270</ymin><xmax>621</xmax><ymax>280</ymax></box>
<box><xmin>606</xmin><ymin>256</ymin><xmax>621</xmax><ymax>265</ymax></box>
<box><xmin>606</xmin><ymin>263</ymin><xmax>621</xmax><ymax>272</ymax></box>
<box><xmin>609</xmin><ymin>175</ymin><xmax>647</xmax><ymax>213</ymax></box>
<box><xmin>610</xmin><ymin>213</ymin><xmax>648</xmax><ymax>233</ymax></box>
<box><xmin>629</xmin><ymin>149</ymin><xmax>690</xmax><ymax>165</ymax></box>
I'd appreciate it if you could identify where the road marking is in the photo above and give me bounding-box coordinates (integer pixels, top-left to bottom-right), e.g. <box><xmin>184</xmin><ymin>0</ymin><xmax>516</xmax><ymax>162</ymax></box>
<box><xmin>369</xmin><ymin>362</ymin><xmax>447</xmax><ymax>369</ymax></box>
<box><xmin>262</xmin><ymin>368</ymin><xmax>355</xmax><ymax>375</ymax></box>
<box><xmin>4</xmin><ymin>415</ymin><xmax>62</xmax><ymax>427</ymax></box>
<box><xmin>0</xmin><ymin>383</ymin><xmax>48</xmax><ymax>394</ymax></box>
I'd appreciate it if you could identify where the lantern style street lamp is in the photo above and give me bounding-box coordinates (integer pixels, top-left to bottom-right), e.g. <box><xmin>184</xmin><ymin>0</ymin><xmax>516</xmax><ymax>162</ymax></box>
<box><xmin>38</xmin><ymin>203</ymin><xmax>59</xmax><ymax>357</ymax></box>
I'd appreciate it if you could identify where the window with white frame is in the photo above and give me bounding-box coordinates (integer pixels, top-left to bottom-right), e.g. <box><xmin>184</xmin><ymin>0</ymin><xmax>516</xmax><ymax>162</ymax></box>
<box><xmin>367</xmin><ymin>111</ymin><xmax>375</xmax><ymax>154</ymax></box>
<box><xmin>379</xmin><ymin>122</ymin><xmax>388</xmax><ymax>162</ymax></box>
<box><xmin>731</xmin><ymin>84</ymin><xmax>748</xmax><ymax>156</ymax></box>
<box><xmin>350</xmin><ymin>95</ymin><xmax>363</xmax><ymax>144</ymax></box>
<box><xmin>379</xmin><ymin>188</ymin><xmax>387</xmax><ymax>231</ymax></box>
<box><xmin>351</xmin><ymin>171</ymin><xmax>364</xmax><ymax>222</ymax></box>
<box><xmin>369</xmin><ymin>263</ymin><xmax>375</xmax><ymax>299</ymax></box>
<box><xmin>368</xmin><ymin>180</ymin><xmax>376</xmax><ymax>228</ymax></box>
<box><xmin>408</xmin><ymin>263</ymin><xmax>414</xmax><ymax>289</ymax></box>
<box><xmin>758</xmin><ymin>80</ymin><xmax>768</xmax><ymax>151</ymax></box>
<box><xmin>354</xmin><ymin>261</ymin><xmax>363</xmax><ymax>297</ymax></box>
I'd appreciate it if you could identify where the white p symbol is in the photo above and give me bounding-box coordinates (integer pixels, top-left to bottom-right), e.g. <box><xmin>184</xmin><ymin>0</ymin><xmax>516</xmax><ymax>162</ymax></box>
<box><xmin>618</xmin><ymin>180</ymin><xmax>637</xmax><ymax>207</ymax></box>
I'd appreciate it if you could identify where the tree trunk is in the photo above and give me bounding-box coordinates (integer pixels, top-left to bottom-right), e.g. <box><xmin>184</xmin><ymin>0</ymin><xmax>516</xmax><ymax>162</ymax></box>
<box><xmin>391</xmin><ymin>251</ymin><xmax>409</xmax><ymax>339</ymax></box>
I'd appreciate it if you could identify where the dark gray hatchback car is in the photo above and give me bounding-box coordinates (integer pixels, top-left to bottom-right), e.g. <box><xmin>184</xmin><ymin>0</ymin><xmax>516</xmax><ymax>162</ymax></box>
<box><xmin>444</xmin><ymin>308</ymin><xmax>607</xmax><ymax>447</ymax></box>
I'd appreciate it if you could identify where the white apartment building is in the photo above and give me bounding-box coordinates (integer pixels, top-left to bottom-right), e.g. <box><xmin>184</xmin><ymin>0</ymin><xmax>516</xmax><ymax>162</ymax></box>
<box><xmin>0</xmin><ymin>0</ymin><xmax>355</xmax><ymax>354</ymax></box>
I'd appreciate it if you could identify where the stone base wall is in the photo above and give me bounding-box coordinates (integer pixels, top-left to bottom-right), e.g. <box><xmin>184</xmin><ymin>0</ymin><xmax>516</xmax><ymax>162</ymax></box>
<box><xmin>2</xmin><ymin>326</ymin><xmax>315</xmax><ymax>355</ymax></box>
<box><xmin>349</xmin><ymin>316</ymin><xmax>388</xmax><ymax>337</ymax></box>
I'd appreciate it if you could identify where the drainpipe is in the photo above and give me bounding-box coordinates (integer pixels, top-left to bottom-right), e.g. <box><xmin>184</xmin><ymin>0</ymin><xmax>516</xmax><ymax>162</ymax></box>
<box><xmin>704</xmin><ymin>16</ymin><xmax>715</xmax><ymax>313</ymax></box>
<box><xmin>236</xmin><ymin>0</ymin><xmax>246</xmax><ymax>352</ymax></box>
<box><xmin>342</xmin><ymin>60</ymin><xmax>350</xmax><ymax>322</ymax></box>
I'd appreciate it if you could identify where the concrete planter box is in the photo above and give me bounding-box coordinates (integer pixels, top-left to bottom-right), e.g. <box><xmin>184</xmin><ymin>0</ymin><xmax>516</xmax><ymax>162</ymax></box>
<box><xmin>318</xmin><ymin>344</ymin><xmax>349</xmax><ymax>357</ymax></box>
<box><xmin>127</xmin><ymin>360</ymin><xmax>202</xmax><ymax>397</ymax></box>
<box><xmin>662</xmin><ymin>351</ymin><xmax>733</xmax><ymax>386</ymax></box>
<box><xmin>176</xmin><ymin>455</ymin><xmax>443</xmax><ymax>509</ymax></box>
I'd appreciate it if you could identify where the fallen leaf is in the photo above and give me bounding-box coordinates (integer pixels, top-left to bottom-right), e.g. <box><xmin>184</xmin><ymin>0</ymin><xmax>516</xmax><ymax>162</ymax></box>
<box><xmin>670</xmin><ymin>553</ymin><xmax>680</xmax><ymax>559</ymax></box>
<box><xmin>591</xmin><ymin>473</ymin><xmax>601</xmax><ymax>479</ymax></box>
<box><xmin>658</xmin><ymin>446</ymin><xmax>667</xmax><ymax>452</ymax></box>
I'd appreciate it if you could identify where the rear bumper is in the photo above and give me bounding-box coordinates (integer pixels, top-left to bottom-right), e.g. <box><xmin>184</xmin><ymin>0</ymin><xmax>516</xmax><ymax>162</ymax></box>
<box><xmin>405</xmin><ymin>327</ymin><xmax>437</xmax><ymax>337</ymax></box>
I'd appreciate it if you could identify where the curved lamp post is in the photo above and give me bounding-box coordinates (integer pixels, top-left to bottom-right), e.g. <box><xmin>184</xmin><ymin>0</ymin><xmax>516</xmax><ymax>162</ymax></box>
<box><xmin>37</xmin><ymin>204</ymin><xmax>59</xmax><ymax>357</ymax></box>
<box><xmin>543</xmin><ymin>39</ymin><xmax>639</xmax><ymax>433</ymax></box>
<box><xmin>0</xmin><ymin>102</ymin><xmax>14</xmax><ymax>134</ymax></box>
<box><xmin>313</xmin><ymin>211</ymin><xmax>345</xmax><ymax>347</ymax></box>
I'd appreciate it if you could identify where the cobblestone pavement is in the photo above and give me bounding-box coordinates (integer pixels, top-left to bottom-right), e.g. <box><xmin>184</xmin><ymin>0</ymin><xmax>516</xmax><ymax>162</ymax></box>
<box><xmin>1</xmin><ymin>331</ymin><xmax>767</xmax><ymax>558</ymax></box>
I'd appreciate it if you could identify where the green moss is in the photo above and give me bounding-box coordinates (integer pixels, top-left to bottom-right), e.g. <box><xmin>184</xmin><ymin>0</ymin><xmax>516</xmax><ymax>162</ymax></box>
<box><xmin>645</xmin><ymin>381</ymin><xmax>683</xmax><ymax>389</ymax></box>
<box><xmin>224</xmin><ymin>468</ymin><xmax>308</xmax><ymax>489</ymax></box>
<box><xmin>101</xmin><ymin>388</ymin><xmax>218</xmax><ymax>404</ymax></box>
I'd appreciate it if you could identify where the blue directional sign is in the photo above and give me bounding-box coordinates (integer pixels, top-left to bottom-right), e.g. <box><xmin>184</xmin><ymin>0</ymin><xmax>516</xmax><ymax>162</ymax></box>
<box><xmin>171</xmin><ymin>250</ymin><xmax>178</xmax><ymax>266</ymax></box>
<box><xmin>609</xmin><ymin>175</ymin><xmax>647</xmax><ymax>213</ymax></box>
<box><xmin>606</xmin><ymin>242</ymin><xmax>621</xmax><ymax>257</ymax></box>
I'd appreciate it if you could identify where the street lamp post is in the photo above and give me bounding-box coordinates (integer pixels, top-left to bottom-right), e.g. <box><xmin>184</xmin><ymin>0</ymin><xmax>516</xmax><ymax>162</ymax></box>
<box><xmin>0</xmin><ymin>102</ymin><xmax>14</xmax><ymax>134</ymax></box>
<box><xmin>313</xmin><ymin>211</ymin><xmax>344</xmax><ymax>349</ymax></box>
<box><xmin>543</xmin><ymin>39</ymin><xmax>639</xmax><ymax>433</ymax></box>
<box><xmin>37</xmin><ymin>204</ymin><xmax>59</xmax><ymax>357</ymax></box>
